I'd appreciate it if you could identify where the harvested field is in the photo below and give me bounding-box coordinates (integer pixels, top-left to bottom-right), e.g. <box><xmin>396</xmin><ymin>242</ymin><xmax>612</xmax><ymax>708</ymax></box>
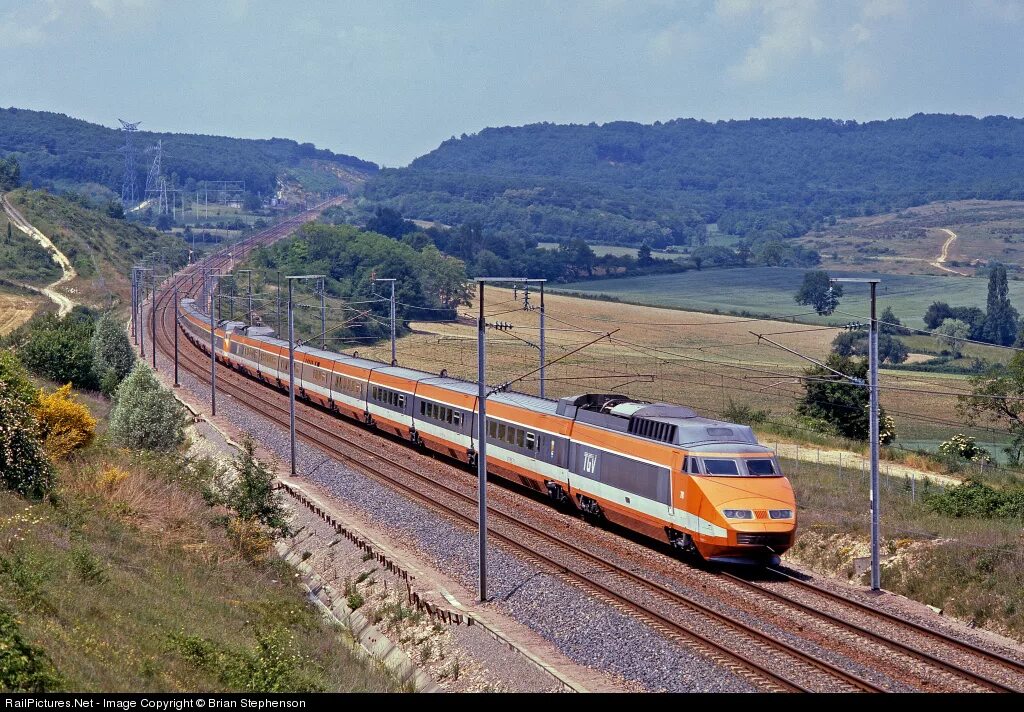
<box><xmin>343</xmin><ymin>288</ymin><xmax>1014</xmax><ymax>466</ymax></box>
<box><xmin>0</xmin><ymin>289</ymin><xmax>45</xmax><ymax>335</ymax></box>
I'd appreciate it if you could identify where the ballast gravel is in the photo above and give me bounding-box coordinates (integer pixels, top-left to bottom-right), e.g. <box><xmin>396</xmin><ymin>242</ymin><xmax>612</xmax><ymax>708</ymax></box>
<box><xmin>163</xmin><ymin>352</ymin><xmax>756</xmax><ymax>692</ymax></box>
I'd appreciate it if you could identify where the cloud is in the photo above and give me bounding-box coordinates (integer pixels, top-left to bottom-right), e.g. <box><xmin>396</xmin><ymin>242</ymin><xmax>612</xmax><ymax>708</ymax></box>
<box><xmin>647</xmin><ymin>21</ymin><xmax>701</xmax><ymax>62</ymax></box>
<box><xmin>975</xmin><ymin>0</ymin><xmax>1024</xmax><ymax>23</ymax></box>
<box><xmin>728</xmin><ymin>0</ymin><xmax>823</xmax><ymax>82</ymax></box>
<box><xmin>0</xmin><ymin>1</ymin><xmax>62</xmax><ymax>46</ymax></box>
<box><xmin>89</xmin><ymin>0</ymin><xmax>154</xmax><ymax>17</ymax></box>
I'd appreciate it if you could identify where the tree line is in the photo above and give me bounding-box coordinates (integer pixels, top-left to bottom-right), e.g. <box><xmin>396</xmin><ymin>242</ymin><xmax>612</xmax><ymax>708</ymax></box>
<box><xmin>365</xmin><ymin>114</ymin><xmax>1024</xmax><ymax>248</ymax></box>
<box><xmin>0</xmin><ymin>107</ymin><xmax>377</xmax><ymax>199</ymax></box>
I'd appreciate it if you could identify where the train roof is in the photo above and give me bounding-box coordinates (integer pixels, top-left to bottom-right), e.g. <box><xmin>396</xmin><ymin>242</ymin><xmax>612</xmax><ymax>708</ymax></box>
<box><xmin>179</xmin><ymin>298</ymin><xmax>762</xmax><ymax>443</ymax></box>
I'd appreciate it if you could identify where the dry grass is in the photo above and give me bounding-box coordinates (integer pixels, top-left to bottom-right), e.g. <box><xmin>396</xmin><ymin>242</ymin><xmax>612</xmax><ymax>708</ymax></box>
<box><xmin>350</xmin><ymin>287</ymin><xmax>1014</xmax><ymax>465</ymax></box>
<box><xmin>0</xmin><ymin>398</ymin><xmax>402</xmax><ymax>693</ymax></box>
<box><xmin>0</xmin><ymin>290</ymin><xmax>45</xmax><ymax>336</ymax></box>
<box><xmin>783</xmin><ymin>456</ymin><xmax>1024</xmax><ymax>639</ymax></box>
<box><xmin>799</xmin><ymin>199</ymin><xmax>1024</xmax><ymax>275</ymax></box>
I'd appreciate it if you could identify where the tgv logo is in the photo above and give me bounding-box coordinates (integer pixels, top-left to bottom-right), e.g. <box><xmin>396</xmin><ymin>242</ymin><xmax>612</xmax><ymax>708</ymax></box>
<box><xmin>582</xmin><ymin>451</ymin><xmax>597</xmax><ymax>474</ymax></box>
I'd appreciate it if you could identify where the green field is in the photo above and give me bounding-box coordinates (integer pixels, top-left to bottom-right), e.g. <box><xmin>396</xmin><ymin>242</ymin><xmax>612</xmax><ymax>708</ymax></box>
<box><xmin>554</xmin><ymin>267</ymin><xmax>1024</xmax><ymax>329</ymax></box>
<box><xmin>537</xmin><ymin>242</ymin><xmax>683</xmax><ymax>259</ymax></box>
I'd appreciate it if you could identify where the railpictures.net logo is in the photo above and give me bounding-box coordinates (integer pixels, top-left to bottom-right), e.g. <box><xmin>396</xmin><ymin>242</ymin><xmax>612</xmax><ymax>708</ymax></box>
<box><xmin>4</xmin><ymin>701</ymin><xmax>306</xmax><ymax>710</ymax></box>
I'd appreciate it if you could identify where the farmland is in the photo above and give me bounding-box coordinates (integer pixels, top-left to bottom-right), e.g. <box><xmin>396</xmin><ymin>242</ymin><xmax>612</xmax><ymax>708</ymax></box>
<box><xmin>340</xmin><ymin>287</ymin><xmax>1016</xmax><ymax>463</ymax></box>
<box><xmin>553</xmin><ymin>267</ymin><xmax>1024</xmax><ymax>330</ymax></box>
<box><xmin>799</xmin><ymin>200</ymin><xmax>1024</xmax><ymax>276</ymax></box>
<box><xmin>0</xmin><ymin>289</ymin><xmax>45</xmax><ymax>335</ymax></box>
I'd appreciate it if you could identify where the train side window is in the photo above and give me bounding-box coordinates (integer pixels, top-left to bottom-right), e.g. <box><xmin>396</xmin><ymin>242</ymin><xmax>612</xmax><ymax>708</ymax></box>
<box><xmin>517</xmin><ymin>429</ymin><xmax>524</xmax><ymax>448</ymax></box>
<box><xmin>488</xmin><ymin>421</ymin><xmax>496</xmax><ymax>438</ymax></box>
<box><xmin>497</xmin><ymin>423</ymin><xmax>506</xmax><ymax>441</ymax></box>
<box><xmin>525</xmin><ymin>432</ymin><xmax>536</xmax><ymax>450</ymax></box>
<box><xmin>398</xmin><ymin>394</ymin><xmax>406</xmax><ymax>408</ymax></box>
<box><xmin>420</xmin><ymin>401</ymin><xmax>426</xmax><ymax>416</ymax></box>
<box><xmin>453</xmin><ymin>412</ymin><xmax>462</xmax><ymax>426</ymax></box>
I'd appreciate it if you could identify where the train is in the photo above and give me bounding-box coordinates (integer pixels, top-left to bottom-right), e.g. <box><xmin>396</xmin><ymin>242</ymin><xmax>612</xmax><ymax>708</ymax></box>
<box><xmin>178</xmin><ymin>297</ymin><xmax>797</xmax><ymax>564</ymax></box>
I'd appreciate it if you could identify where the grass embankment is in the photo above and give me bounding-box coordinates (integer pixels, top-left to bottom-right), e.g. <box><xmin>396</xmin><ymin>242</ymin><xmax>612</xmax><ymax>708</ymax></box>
<box><xmin>0</xmin><ymin>210</ymin><xmax>61</xmax><ymax>287</ymax></box>
<box><xmin>0</xmin><ymin>288</ymin><xmax>47</xmax><ymax>337</ymax></box>
<box><xmin>0</xmin><ymin>389</ymin><xmax>401</xmax><ymax>692</ymax></box>
<box><xmin>785</xmin><ymin>456</ymin><xmax>1024</xmax><ymax>639</ymax></box>
<box><xmin>6</xmin><ymin>189</ymin><xmax>189</xmax><ymax>308</ymax></box>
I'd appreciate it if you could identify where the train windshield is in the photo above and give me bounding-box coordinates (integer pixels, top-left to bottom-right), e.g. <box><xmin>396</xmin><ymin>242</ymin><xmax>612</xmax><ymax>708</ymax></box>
<box><xmin>745</xmin><ymin>459</ymin><xmax>777</xmax><ymax>476</ymax></box>
<box><xmin>697</xmin><ymin>457</ymin><xmax>780</xmax><ymax>477</ymax></box>
<box><xmin>702</xmin><ymin>459</ymin><xmax>740</xmax><ymax>475</ymax></box>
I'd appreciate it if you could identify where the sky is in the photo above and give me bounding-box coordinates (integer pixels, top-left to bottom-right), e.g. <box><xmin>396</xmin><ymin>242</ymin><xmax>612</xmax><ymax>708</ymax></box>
<box><xmin>1</xmin><ymin>0</ymin><xmax>1023</xmax><ymax>167</ymax></box>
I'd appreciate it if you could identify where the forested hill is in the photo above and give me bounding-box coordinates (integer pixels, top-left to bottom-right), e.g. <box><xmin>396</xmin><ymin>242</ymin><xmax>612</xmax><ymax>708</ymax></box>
<box><xmin>0</xmin><ymin>107</ymin><xmax>378</xmax><ymax>198</ymax></box>
<box><xmin>365</xmin><ymin>114</ymin><xmax>1024</xmax><ymax>247</ymax></box>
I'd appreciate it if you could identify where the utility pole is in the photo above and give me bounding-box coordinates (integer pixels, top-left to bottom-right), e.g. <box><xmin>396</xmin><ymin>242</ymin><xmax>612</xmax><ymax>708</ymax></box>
<box><xmin>320</xmin><ymin>278</ymin><xmax>326</xmax><ymax>350</ymax></box>
<box><xmin>539</xmin><ymin>282</ymin><xmax>546</xmax><ymax>398</ymax></box>
<box><xmin>286</xmin><ymin>275</ymin><xmax>325</xmax><ymax>475</ymax></box>
<box><xmin>136</xmin><ymin>267</ymin><xmax>153</xmax><ymax>359</ymax></box>
<box><xmin>206</xmin><ymin>272</ymin><xmax>228</xmax><ymax>416</ymax></box>
<box><xmin>373</xmin><ymin>277</ymin><xmax>397</xmax><ymax>365</ymax></box>
<box><xmin>832</xmin><ymin>277</ymin><xmax>882</xmax><ymax>592</ymax></box>
<box><xmin>276</xmin><ymin>271</ymin><xmax>282</xmax><ymax>336</ymax></box>
<box><xmin>477</xmin><ymin>280</ymin><xmax>488</xmax><ymax>603</ymax></box>
<box><xmin>173</xmin><ymin>284</ymin><xmax>179</xmax><ymax>387</ymax></box>
<box><xmin>474</xmin><ymin>276</ymin><xmax>530</xmax><ymax>602</ymax></box>
<box><xmin>519</xmin><ymin>279</ymin><xmax>549</xmax><ymax>398</ymax></box>
<box><xmin>130</xmin><ymin>267</ymin><xmax>139</xmax><ymax>345</ymax></box>
<box><xmin>150</xmin><ymin>270</ymin><xmax>157</xmax><ymax>370</ymax></box>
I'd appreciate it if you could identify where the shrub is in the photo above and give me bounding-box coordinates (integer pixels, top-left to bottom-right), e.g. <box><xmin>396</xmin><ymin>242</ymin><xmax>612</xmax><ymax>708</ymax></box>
<box><xmin>0</xmin><ymin>381</ymin><xmax>54</xmax><ymax>497</ymax></box>
<box><xmin>938</xmin><ymin>434</ymin><xmax>993</xmax><ymax>463</ymax></box>
<box><xmin>33</xmin><ymin>384</ymin><xmax>96</xmax><ymax>460</ymax></box>
<box><xmin>216</xmin><ymin>438</ymin><xmax>290</xmax><ymax>539</ymax></box>
<box><xmin>15</xmin><ymin>311</ymin><xmax>98</xmax><ymax>390</ymax></box>
<box><xmin>722</xmin><ymin>398</ymin><xmax>769</xmax><ymax>425</ymax></box>
<box><xmin>0</xmin><ymin>608</ymin><xmax>62</xmax><ymax>691</ymax></box>
<box><xmin>925</xmin><ymin>479</ymin><xmax>1024</xmax><ymax>519</ymax></box>
<box><xmin>226</xmin><ymin>517</ymin><xmax>272</xmax><ymax>561</ymax></box>
<box><xmin>108</xmin><ymin>364</ymin><xmax>187</xmax><ymax>452</ymax></box>
<box><xmin>170</xmin><ymin>628</ymin><xmax>321</xmax><ymax>692</ymax></box>
<box><xmin>0</xmin><ymin>350</ymin><xmax>37</xmax><ymax>406</ymax></box>
<box><xmin>90</xmin><ymin>312</ymin><xmax>135</xmax><ymax>396</ymax></box>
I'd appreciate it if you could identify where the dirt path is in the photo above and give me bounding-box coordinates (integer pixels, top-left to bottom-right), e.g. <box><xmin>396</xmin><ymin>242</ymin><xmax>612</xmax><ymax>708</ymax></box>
<box><xmin>930</xmin><ymin>228</ymin><xmax>971</xmax><ymax>276</ymax></box>
<box><xmin>765</xmin><ymin>438</ymin><xmax>962</xmax><ymax>486</ymax></box>
<box><xmin>1</xmin><ymin>193</ymin><xmax>77</xmax><ymax>316</ymax></box>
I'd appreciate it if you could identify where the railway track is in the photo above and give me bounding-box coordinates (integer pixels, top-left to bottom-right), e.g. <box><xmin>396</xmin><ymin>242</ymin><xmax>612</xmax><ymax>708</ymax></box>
<box><xmin>147</xmin><ymin>215</ymin><xmax>1024</xmax><ymax>693</ymax></box>
<box><xmin>713</xmin><ymin>568</ymin><xmax>1024</xmax><ymax>692</ymax></box>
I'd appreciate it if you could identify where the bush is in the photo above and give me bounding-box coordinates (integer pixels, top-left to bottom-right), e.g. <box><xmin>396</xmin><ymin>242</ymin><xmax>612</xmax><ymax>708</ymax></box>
<box><xmin>722</xmin><ymin>398</ymin><xmax>769</xmax><ymax>425</ymax></box>
<box><xmin>938</xmin><ymin>434</ymin><xmax>993</xmax><ymax>463</ymax></box>
<box><xmin>90</xmin><ymin>312</ymin><xmax>135</xmax><ymax>397</ymax></box>
<box><xmin>0</xmin><ymin>608</ymin><xmax>62</xmax><ymax>691</ymax></box>
<box><xmin>0</xmin><ymin>350</ymin><xmax>37</xmax><ymax>406</ymax></box>
<box><xmin>15</xmin><ymin>311</ymin><xmax>98</xmax><ymax>390</ymax></box>
<box><xmin>170</xmin><ymin>628</ymin><xmax>321</xmax><ymax>692</ymax></box>
<box><xmin>0</xmin><ymin>353</ymin><xmax>54</xmax><ymax>497</ymax></box>
<box><xmin>213</xmin><ymin>438</ymin><xmax>290</xmax><ymax>539</ymax></box>
<box><xmin>33</xmin><ymin>384</ymin><xmax>96</xmax><ymax>460</ymax></box>
<box><xmin>925</xmin><ymin>479</ymin><xmax>1024</xmax><ymax>519</ymax></box>
<box><xmin>108</xmin><ymin>364</ymin><xmax>187</xmax><ymax>452</ymax></box>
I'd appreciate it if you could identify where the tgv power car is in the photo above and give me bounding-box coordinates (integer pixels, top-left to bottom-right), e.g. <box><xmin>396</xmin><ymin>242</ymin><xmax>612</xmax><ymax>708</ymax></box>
<box><xmin>180</xmin><ymin>298</ymin><xmax>797</xmax><ymax>563</ymax></box>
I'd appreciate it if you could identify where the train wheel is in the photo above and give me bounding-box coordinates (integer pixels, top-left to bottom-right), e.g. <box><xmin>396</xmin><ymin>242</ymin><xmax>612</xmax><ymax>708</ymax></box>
<box><xmin>577</xmin><ymin>495</ymin><xmax>604</xmax><ymax>523</ymax></box>
<box><xmin>667</xmin><ymin>529</ymin><xmax>696</xmax><ymax>554</ymax></box>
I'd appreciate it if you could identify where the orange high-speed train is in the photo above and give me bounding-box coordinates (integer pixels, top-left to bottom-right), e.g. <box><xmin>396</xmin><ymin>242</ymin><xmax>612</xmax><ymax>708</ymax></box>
<box><xmin>179</xmin><ymin>298</ymin><xmax>797</xmax><ymax>564</ymax></box>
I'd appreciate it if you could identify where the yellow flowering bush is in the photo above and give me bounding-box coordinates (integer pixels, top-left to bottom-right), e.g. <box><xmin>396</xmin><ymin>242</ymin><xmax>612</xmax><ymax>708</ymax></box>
<box><xmin>33</xmin><ymin>384</ymin><xmax>96</xmax><ymax>460</ymax></box>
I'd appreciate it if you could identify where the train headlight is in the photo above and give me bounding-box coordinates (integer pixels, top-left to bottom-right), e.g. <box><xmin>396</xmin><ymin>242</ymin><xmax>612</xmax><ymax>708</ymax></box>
<box><xmin>722</xmin><ymin>509</ymin><xmax>753</xmax><ymax>519</ymax></box>
<box><xmin>769</xmin><ymin>509</ymin><xmax>793</xmax><ymax>519</ymax></box>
